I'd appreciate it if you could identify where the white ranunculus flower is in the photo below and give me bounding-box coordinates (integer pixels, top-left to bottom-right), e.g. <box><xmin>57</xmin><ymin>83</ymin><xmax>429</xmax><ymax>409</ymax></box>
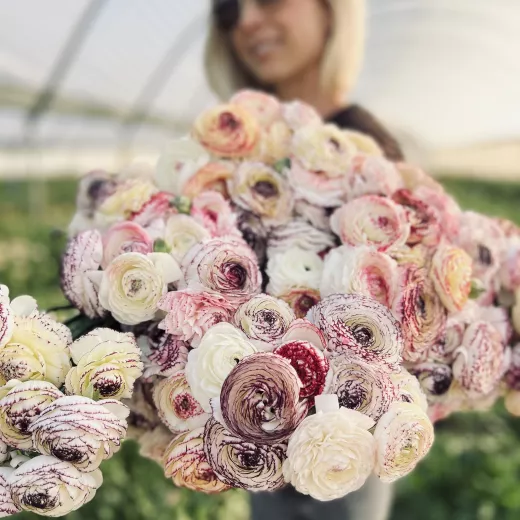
<box><xmin>29</xmin><ymin>396</ymin><xmax>129</xmax><ymax>473</ymax></box>
<box><xmin>153</xmin><ymin>372</ymin><xmax>209</xmax><ymax>433</ymax></box>
<box><xmin>0</xmin><ymin>285</ymin><xmax>14</xmax><ymax>349</ymax></box>
<box><xmin>0</xmin><ymin>380</ymin><xmax>63</xmax><ymax>449</ymax></box>
<box><xmin>266</xmin><ymin>247</ymin><xmax>323</xmax><ymax>297</ymax></box>
<box><xmin>374</xmin><ymin>402</ymin><xmax>434</xmax><ymax>483</ymax></box>
<box><xmin>163</xmin><ymin>214</ymin><xmax>211</xmax><ymax>263</ymax></box>
<box><xmin>0</xmin><ymin>310</ymin><xmax>71</xmax><ymax>387</ymax></box>
<box><xmin>155</xmin><ymin>137</ymin><xmax>210</xmax><ymax>193</ymax></box>
<box><xmin>9</xmin><ymin>456</ymin><xmax>102</xmax><ymax>516</ymax></box>
<box><xmin>320</xmin><ymin>245</ymin><xmax>398</xmax><ymax>308</ymax></box>
<box><xmin>0</xmin><ymin>467</ymin><xmax>19</xmax><ymax>516</ymax></box>
<box><xmin>65</xmin><ymin>328</ymin><xmax>143</xmax><ymax>400</ymax></box>
<box><xmin>283</xmin><ymin>403</ymin><xmax>375</xmax><ymax>501</ymax></box>
<box><xmin>98</xmin><ymin>252</ymin><xmax>181</xmax><ymax>325</ymax></box>
<box><xmin>185</xmin><ymin>323</ymin><xmax>257</xmax><ymax>412</ymax></box>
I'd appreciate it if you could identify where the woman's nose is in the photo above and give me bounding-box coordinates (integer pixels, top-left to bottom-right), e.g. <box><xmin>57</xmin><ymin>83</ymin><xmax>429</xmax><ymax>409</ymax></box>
<box><xmin>237</xmin><ymin>0</ymin><xmax>265</xmax><ymax>33</ymax></box>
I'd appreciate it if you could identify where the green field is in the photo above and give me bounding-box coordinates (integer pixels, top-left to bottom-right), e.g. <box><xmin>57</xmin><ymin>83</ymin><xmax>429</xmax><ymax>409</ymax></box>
<box><xmin>1</xmin><ymin>176</ymin><xmax>520</xmax><ymax>520</ymax></box>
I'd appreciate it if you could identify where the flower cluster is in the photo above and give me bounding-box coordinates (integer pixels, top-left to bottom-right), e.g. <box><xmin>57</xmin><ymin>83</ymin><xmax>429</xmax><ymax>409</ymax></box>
<box><xmin>0</xmin><ymin>286</ymin><xmax>139</xmax><ymax>516</ymax></box>
<box><xmin>27</xmin><ymin>88</ymin><xmax>518</xmax><ymax>508</ymax></box>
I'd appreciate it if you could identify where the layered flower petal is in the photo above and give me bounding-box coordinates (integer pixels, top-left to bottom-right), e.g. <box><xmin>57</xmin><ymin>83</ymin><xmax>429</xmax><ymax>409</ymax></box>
<box><xmin>101</xmin><ymin>222</ymin><xmax>153</xmax><ymax>269</ymax></box>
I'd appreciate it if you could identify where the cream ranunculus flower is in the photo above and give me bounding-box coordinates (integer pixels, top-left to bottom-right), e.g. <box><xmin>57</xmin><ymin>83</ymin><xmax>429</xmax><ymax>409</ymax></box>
<box><xmin>266</xmin><ymin>247</ymin><xmax>323</xmax><ymax>297</ymax></box>
<box><xmin>29</xmin><ymin>396</ymin><xmax>129</xmax><ymax>472</ymax></box>
<box><xmin>153</xmin><ymin>372</ymin><xmax>209</xmax><ymax>433</ymax></box>
<box><xmin>0</xmin><ymin>310</ymin><xmax>71</xmax><ymax>387</ymax></box>
<box><xmin>0</xmin><ymin>467</ymin><xmax>20</xmax><ymax>516</ymax></box>
<box><xmin>0</xmin><ymin>380</ymin><xmax>63</xmax><ymax>449</ymax></box>
<box><xmin>374</xmin><ymin>402</ymin><xmax>434</xmax><ymax>483</ymax></box>
<box><xmin>391</xmin><ymin>369</ymin><xmax>428</xmax><ymax>412</ymax></box>
<box><xmin>163</xmin><ymin>214</ymin><xmax>211</xmax><ymax>263</ymax></box>
<box><xmin>9</xmin><ymin>456</ymin><xmax>102</xmax><ymax>516</ymax></box>
<box><xmin>163</xmin><ymin>426</ymin><xmax>230</xmax><ymax>494</ymax></box>
<box><xmin>186</xmin><ymin>323</ymin><xmax>257</xmax><ymax>412</ymax></box>
<box><xmin>283</xmin><ymin>402</ymin><xmax>375</xmax><ymax>501</ymax></box>
<box><xmin>98</xmin><ymin>252</ymin><xmax>181</xmax><ymax>325</ymax></box>
<box><xmin>65</xmin><ymin>328</ymin><xmax>143</xmax><ymax>400</ymax></box>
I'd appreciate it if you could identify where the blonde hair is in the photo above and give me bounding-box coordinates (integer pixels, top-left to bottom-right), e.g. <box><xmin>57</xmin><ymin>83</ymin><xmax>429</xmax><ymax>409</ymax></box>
<box><xmin>205</xmin><ymin>0</ymin><xmax>366</xmax><ymax>102</ymax></box>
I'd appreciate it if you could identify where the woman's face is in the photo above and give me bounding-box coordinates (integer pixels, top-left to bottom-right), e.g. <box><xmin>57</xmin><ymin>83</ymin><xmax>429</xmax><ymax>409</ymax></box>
<box><xmin>230</xmin><ymin>0</ymin><xmax>330</xmax><ymax>87</ymax></box>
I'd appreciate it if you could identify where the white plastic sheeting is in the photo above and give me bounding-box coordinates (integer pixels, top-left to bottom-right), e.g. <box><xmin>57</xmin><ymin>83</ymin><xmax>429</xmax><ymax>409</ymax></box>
<box><xmin>0</xmin><ymin>0</ymin><xmax>519</xmax><ymax>156</ymax></box>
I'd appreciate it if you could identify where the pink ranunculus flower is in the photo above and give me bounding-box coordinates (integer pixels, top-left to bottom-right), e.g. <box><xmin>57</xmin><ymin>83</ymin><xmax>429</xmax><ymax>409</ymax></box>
<box><xmin>230</xmin><ymin>89</ymin><xmax>282</xmax><ymax>129</ymax></box>
<box><xmin>192</xmin><ymin>104</ymin><xmax>260</xmax><ymax>158</ymax></box>
<box><xmin>320</xmin><ymin>245</ymin><xmax>398</xmax><ymax>308</ymax></box>
<box><xmin>281</xmin><ymin>100</ymin><xmax>322</xmax><ymax>131</ymax></box>
<box><xmin>179</xmin><ymin>237</ymin><xmax>262</xmax><ymax>305</ymax></box>
<box><xmin>101</xmin><ymin>221</ymin><xmax>153</xmax><ymax>269</ymax></box>
<box><xmin>392</xmin><ymin>189</ymin><xmax>442</xmax><ymax>247</ymax></box>
<box><xmin>430</xmin><ymin>243</ymin><xmax>473</xmax><ymax>313</ymax></box>
<box><xmin>500</xmin><ymin>239</ymin><xmax>520</xmax><ymax>292</ymax></box>
<box><xmin>158</xmin><ymin>290</ymin><xmax>235</xmax><ymax>344</ymax></box>
<box><xmin>129</xmin><ymin>191</ymin><xmax>177</xmax><ymax>228</ymax></box>
<box><xmin>331</xmin><ymin>195</ymin><xmax>410</xmax><ymax>252</ymax></box>
<box><xmin>344</xmin><ymin>155</ymin><xmax>403</xmax><ymax>200</ymax></box>
<box><xmin>191</xmin><ymin>190</ymin><xmax>239</xmax><ymax>238</ymax></box>
<box><xmin>453</xmin><ymin>321</ymin><xmax>505</xmax><ymax>397</ymax></box>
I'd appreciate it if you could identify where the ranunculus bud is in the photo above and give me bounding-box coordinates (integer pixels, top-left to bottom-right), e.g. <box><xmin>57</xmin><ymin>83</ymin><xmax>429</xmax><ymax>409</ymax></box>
<box><xmin>98</xmin><ymin>252</ymin><xmax>181</xmax><ymax>325</ymax></box>
<box><xmin>283</xmin><ymin>405</ymin><xmax>375</xmax><ymax>501</ymax></box>
<box><xmin>180</xmin><ymin>237</ymin><xmax>261</xmax><ymax>305</ymax></box>
<box><xmin>233</xmin><ymin>294</ymin><xmax>295</xmax><ymax>350</ymax></box>
<box><xmin>231</xmin><ymin>90</ymin><xmax>282</xmax><ymax>128</ymax></box>
<box><xmin>61</xmin><ymin>229</ymin><xmax>105</xmax><ymax>318</ymax></box>
<box><xmin>430</xmin><ymin>244</ymin><xmax>472</xmax><ymax>313</ymax></box>
<box><xmin>374</xmin><ymin>402</ymin><xmax>434</xmax><ymax>482</ymax></box>
<box><xmin>192</xmin><ymin>104</ymin><xmax>260</xmax><ymax>158</ymax></box>
<box><xmin>282</xmin><ymin>100</ymin><xmax>321</xmax><ymax>130</ymax></box>
<box><xmin>66</xmin><ymin>328</ymin><xmax>143</xmax><ymax>400</ymax></box>
<box><xmin>163</xmin><ymin>427</ymin><xmax>230</xmax><ymax>494</ymax></box>
<box><xmin>153</xmin><ymin>372</ymin><xmax>209</xmax><ymax>433</ymax></box>
<box><xmin>186</xmin><ymin>323</ymin><xmax>257</xmax><ymax>412</ymax></box>
<box><xmin>158</xmin><ymin>290</ymin><xmax>234</xmax><ymax>344</ymax></box>
<box><xmin>227</xmin><ymin>162</ymin><xmax>294</xmax><ymax>226</ymax></box>
<box><xmin>392</xmin><ymin>264</ymin><xmax>447</xmax><ymax>363</ymax></box>
<box><xmin>307</xmin><ymin>294</ymin><xmax>403</xmax><ymax>371</ymax></box>
<box><xmin>320</xmin><ymin>246</ymin><xmax>398</xmax><ymax>308</ymax></box>
<box><xmin>453</xmin><ymin>321</ymin><xmax>505</xmax><ymax>397</ymax></box>
<box><xmin>9</xmin><ymin>456</ymin><xmax>102</xmax><ymax>516</ymax></box>
<box><xmin>330</xmin><ymin>355</ymin><xmax>398</xmax><ymax>421</ymax></box>
<box><xmin>29</xmin><ymin>396</ymin><xmax>128</xmax><ymax>472</ymax></box>
<box><xmin>0</xmin><ymin>380</ymin><xmax>62</xmax><ymax>449</ymax></box>
<box><xmin>204</xmin><ymin>418</ymin><xmax>287</xmax><ymax>491</ymax></box>
<box><xmin>219</xmin><ymin>352</ymin><xmax>307</xmax><ymax>444</ymax></box>
<box><xmin>331</xmin><ymin>196</ymin><xmax>410</xmax><ymax>253</ymax></box>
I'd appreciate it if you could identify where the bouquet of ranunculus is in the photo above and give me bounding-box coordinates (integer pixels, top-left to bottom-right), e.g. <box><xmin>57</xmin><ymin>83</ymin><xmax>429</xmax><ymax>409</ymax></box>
<box><xmin>1</xmin><ymin>89</ymin><xmax>518</xmax><ymax>511</ymax></box>
<box><xmin>0</xmin><ymin>284</ymin><xmax>142</xmax><ymax>516</ymax></box>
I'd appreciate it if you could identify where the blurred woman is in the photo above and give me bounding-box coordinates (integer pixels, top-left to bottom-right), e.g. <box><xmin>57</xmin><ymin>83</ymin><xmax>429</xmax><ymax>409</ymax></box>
<box><xmin>206</xmin><ymin>0</ymin><xmax>403</xmax><ymax>161</ymax></box>
<box><xmin>204</xmin><ymin>1</ymin><xmax>398</xmax><ymax>519</ymax></box>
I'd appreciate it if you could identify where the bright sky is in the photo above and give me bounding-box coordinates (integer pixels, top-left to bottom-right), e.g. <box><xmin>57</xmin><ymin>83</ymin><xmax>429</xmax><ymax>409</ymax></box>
<box><xmin>0</xmin><ymin>0</ymin><xmax>519</xmax><ymax>149</ymax></box>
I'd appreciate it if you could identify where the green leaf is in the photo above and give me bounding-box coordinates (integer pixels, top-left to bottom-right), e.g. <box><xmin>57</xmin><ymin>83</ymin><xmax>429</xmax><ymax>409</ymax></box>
<box><xmin>153</xmin><ymin>238</ymin><xmax>170</xmax><ymax>253</ymax></box>
<box><xmin>172</xmin><ymin>195</ymin><xmax>192</xmax><ymax>214</ymax></box>
<box><xmin>273</xmin><ymin>157</ymin><xmax>291</xmax><ymax>174</ymax></box>
<box><xmin>469</xmin><ymin>279</ymin><xmax>486</xmax><ymax>299</ymax></box>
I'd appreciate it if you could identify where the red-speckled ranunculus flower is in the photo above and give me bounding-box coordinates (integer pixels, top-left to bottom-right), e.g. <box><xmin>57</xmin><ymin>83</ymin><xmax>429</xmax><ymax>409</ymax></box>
<box><xmin>192</xmin><ymin>104</ymin><xmax>260</xmax><ymax>158</ymax></box>
<box><xmin>331</xmin><ymin>196</ymin><xmax>409</xmax><ymax>252</ymax></box>
<box><xmin>204</xmin><ymin>418</ymin><xmax>287</xmax><ymax>491</ymax></box>
<box><xmin>164</xmin><ymin>426</ymin><xmax>230</xmax><ymax>494</ymax></box>
<box><xmin>180</xmin><ymin>237</ymin><xmax>262</xmax><ymax>306</ymax></box>
<box><xmin>392</xmin><ymin>264</ymin><xmax>447</xmax><ymax>363</ymax></box>
<box><xmin>307</xmin><ymin>294</ymin><xmax>403</xmax><ymax>371</ymax></box>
